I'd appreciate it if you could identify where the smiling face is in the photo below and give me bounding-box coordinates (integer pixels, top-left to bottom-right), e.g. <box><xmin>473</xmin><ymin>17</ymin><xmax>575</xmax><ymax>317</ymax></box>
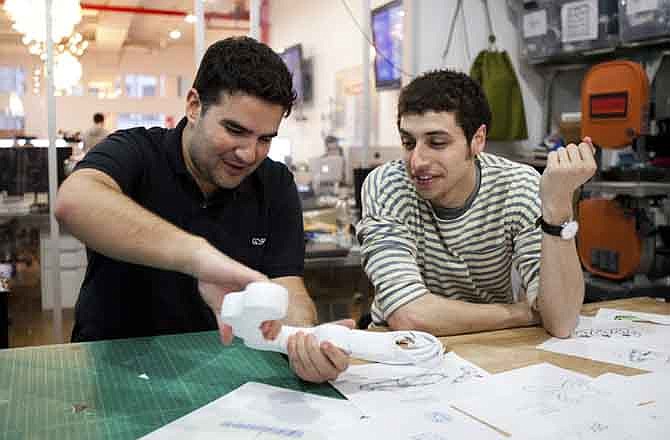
<box><xmin>183</xmin><ymin>90</ymin><xmax>284</xmax><ymax>194</ymax></box>
<box><xmin>400</xmin><ymin>111</ymin><xmax>486</xmax><ymax>208</ymax></box>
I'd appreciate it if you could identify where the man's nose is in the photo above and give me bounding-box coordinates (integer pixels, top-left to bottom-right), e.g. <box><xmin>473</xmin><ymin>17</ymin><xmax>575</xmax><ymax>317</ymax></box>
<box><xmin>410</xmin><ymin>143</ymin><xmax>430</xmax><ymax>169</ymax></box>
<box><xmin>234</xmin><ymin>141</ymin><xmax>257</xmax><ymax>164</ymax></box>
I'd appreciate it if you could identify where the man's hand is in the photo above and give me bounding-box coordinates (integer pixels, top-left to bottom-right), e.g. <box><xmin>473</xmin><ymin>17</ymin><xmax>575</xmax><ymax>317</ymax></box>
<box><xmin>198</xmin><ymin>281</ymin><xmax>281</xmax><ymax>345</ymax></box>
<box><xmin>510</xmin><ymin>290</ymin><xmax>541</xmax><ymax>327</ymax></box>
<box><xmin>191</xmin><ymin>242</ymin><xmax>269</xmax><ymax>344</ymax></box>
<box><xmin>286</xmin><ymin>319</ymin><xmax>354</xmax><ymax>383</ymax></box>
<box><xmin>540</xmin><ymin>137</ymin><xmax>597</xmax><ymax>223</ymax></box>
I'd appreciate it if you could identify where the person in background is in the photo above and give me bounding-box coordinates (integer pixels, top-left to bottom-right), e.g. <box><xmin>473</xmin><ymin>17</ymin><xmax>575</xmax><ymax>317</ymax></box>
<box><xmin>323</xmin><ymin>135</ymin><xmax>344</xmax><ymax>157</ymax></box>
<box><xmin>55</xmin><ymin>37</ymin><xmax>351</xmax><ymax>383</ymax></box>
<box><xmin>82</xmin><ymin>113</ymin><xmax>109</xmax><ymax>153</ymax></box>
<box><xmin>320</xmin><ymin>135</ymin><xmax>346</xmax><ymax>187</ymax></box>
<box><xmin>357</xmin><ymin>70</ymin><xmax>596</xmax><ymax>338</ymax></box>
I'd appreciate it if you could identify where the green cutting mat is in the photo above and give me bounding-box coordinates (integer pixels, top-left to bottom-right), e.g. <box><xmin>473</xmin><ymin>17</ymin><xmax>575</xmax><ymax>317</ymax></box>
<box><xmin>0</xmin><ymin>331</ymin><xmax>343</xmax><ymax>439</ymax></box>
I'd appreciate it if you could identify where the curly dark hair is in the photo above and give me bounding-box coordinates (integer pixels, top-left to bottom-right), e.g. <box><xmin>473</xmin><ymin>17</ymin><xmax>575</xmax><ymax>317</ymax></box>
<box><xmin>397</xmin><ymin>70</ymin><xmax>491</xmax><ymax>144</ymax></box>
<box><xmin>192</xmin><ymin>37</ymin><xmax>296</xmax><ymax>116</ymax></box>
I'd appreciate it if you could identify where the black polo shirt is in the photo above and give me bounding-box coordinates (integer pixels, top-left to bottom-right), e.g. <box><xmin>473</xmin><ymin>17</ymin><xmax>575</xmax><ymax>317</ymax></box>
<box><xmin>71</xmin><ymin>117</ymin><xmax>304</xmax><ymax>342</ymax></box>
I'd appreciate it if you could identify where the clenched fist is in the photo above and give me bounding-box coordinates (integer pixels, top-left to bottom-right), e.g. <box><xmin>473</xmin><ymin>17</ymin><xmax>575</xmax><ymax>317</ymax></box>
<box><xmin>540</xmin><ymin>137</ymin><xmax>597</xmax><ymax>224</ymax></box>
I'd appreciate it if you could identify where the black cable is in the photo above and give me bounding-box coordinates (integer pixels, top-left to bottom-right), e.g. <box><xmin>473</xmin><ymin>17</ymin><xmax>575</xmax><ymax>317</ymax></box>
<box><xmin>339</xmin><ymin>0</ymin><xmax>412</xmax><ymax>80</ymax></box>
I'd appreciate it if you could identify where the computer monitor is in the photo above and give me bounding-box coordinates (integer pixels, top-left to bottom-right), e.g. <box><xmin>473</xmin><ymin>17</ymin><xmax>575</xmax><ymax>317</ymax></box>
<box><xmin>0</xmin><ymin>146</ymin><xmax>71</xmax><ymax>197</ymax></box>
<box><xmin>280</xmin><ymin>44</ymin><xmax>313</xmax><ymax>104</ymax></box>
<box><xmin>309</xmin><ymin>155</ymin><xmax>344</xmax><ymax>194</ymax></box>
<box><xmin>0</xmin><ymin>148</ymin><xmax>19</xmax><ymax>196</ymax></box>
<box><xmin>371</xmin><ymin>0</ymin><xmax>403</xmax><ymax>90</ymax></box>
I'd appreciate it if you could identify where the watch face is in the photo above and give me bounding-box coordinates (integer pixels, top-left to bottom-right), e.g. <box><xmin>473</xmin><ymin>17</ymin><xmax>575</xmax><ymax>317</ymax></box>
<box><xmin>561</xmin><ymin>221</ymin><xmax>579</xmax><ymax>240</ymax></box>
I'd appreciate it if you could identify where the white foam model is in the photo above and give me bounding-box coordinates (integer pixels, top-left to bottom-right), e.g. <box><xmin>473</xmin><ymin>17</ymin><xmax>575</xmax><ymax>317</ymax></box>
<box><xmin>220</xmin><ymin>281</ymin><xmax>444</xmax><ymax>369</ymax></box>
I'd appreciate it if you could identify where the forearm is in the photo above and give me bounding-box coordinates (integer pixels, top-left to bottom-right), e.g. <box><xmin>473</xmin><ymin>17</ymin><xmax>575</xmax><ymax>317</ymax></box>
<box><xmin>387</xmin><ymin>293</ymin><xmax>537</xmax><ymax>336</ymax></box>
<box><xmin>536</xmin><ymin>203</ymin><xmax>584</xmax><ymax>338</ymax></box>
<box><xmin>55</xmin><ymin>169</ymin><xmax>205</xmax><ymax>276</ymax></box>
<box><xmin>272</xmin><ymin>276</ymin><xmax>318</xmax><ymax>327</ymax></box>
<box><xmin>537</xmin><ymin>234</ymin><xmax>584</xmax><ymax>337</ymax></box>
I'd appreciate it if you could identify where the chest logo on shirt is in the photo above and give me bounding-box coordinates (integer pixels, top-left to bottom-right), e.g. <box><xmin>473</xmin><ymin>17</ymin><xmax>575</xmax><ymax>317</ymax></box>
<box><xmin>251</xmin><ymin>237</ymin><xmax>266</xmax><ymax>246</ymax></box>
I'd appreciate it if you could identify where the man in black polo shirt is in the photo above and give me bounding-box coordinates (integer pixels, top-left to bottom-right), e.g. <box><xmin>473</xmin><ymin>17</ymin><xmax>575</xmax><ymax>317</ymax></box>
<box><xmin>55</xmin><ymin>37</ymin><xmax>350</xmax><ymax>383</ymax></box>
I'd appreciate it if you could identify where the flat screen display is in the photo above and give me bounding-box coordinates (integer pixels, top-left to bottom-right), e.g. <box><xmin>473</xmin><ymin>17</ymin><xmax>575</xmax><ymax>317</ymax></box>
<box><xmin>279</xmin><ymin>44</ymin><xmax>305</xmax><ymax>102</ymax></box>
<box><xmin>371</xmin><ymin>0</ymin><xmax>403</xmax><ymax>90</ymax></box>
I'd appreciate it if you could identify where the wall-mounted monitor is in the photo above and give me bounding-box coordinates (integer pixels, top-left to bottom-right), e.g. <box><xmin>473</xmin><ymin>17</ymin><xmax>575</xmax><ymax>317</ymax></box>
<box><xmin>371</xmin><ymin>0</ymin><xmax>403</xmax><ymax>90</ymax></box>
<box><xmin>279</xmin><ymin>44</ymin><xmax>313</xmax><ymax>104</ymax></box>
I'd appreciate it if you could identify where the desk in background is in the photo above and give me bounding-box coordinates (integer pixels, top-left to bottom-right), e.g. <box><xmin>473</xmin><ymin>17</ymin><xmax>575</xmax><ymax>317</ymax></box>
<box><xmin>304</xmin><ymin>245</ymin><xmax>371</xmax><ymax>324</ymax></box>
<box><xmin>303</xmin><ymin>206</ymin><xmax>371</xmax><ymax>324</ymax></box>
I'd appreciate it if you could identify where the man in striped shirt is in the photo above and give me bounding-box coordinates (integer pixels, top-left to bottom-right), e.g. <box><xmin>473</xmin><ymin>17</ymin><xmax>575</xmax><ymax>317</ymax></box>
<box><xmin>357</xmin><ymin>70</ymin><xmax>596</xmax><ymax>338</ymax></box>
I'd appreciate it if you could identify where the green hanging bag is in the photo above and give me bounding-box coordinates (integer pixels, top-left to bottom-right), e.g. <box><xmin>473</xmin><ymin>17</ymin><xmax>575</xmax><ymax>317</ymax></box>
<box><xmin>470</xmin><ymin>50</ymin><xmax>528</xmax><ymax>141</ymax></box>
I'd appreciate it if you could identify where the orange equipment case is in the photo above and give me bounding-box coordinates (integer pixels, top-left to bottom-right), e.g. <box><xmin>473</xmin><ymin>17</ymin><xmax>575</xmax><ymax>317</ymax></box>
<box><xmin>581</xmin><ymin>60</ymin><xmax>649</xmax><ymax>149</ymax></box>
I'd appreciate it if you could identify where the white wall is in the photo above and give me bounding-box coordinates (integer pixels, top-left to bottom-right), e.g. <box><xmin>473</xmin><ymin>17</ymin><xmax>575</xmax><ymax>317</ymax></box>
<box><xmin>268</xmin><ymin>0</ymin><xmax>546</xmax><ymax>163</ymax></box>
<box><xmin>408</xmin><ymin>0</ymin><xmax>544</xmax><ymax>155</ymax></box>
<box><xmin>268</xmin><ymin>0</ymin><xmax>401</xmax><ymax>164</ymax></box>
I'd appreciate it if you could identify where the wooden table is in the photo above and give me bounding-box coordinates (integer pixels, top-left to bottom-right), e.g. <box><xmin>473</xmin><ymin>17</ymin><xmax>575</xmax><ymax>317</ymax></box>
<box><xmin>440</xmin><ymin>297</ymin><xmax>669</xmax><ymax>377</ymax></box>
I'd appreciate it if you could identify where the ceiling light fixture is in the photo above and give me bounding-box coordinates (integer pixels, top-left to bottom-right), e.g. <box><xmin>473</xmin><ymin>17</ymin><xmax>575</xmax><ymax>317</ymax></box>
<box><xmin>169</xmin><ymin>29</ymin><xmax>182</xmax><ymax>40</ymax></box>
<box><xmin>3</xmin><ymin>0</ymin><xmax>82</xmax><ymax>45</ymax></box>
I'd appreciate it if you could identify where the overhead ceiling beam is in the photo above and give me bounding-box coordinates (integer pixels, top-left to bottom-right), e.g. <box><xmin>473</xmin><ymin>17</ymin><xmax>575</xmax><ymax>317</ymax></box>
<box><xmin>79</xmin><ymin>3</ymin><xmax>250</xmax><ymax>21</ymax></box>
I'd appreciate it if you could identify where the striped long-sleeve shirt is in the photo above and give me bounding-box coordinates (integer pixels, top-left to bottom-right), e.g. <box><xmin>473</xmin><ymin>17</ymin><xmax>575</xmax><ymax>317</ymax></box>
<box><xmin>356</xmin><ymin>152</ymin><xmax>543</xmax><ymax>325</ymax></box>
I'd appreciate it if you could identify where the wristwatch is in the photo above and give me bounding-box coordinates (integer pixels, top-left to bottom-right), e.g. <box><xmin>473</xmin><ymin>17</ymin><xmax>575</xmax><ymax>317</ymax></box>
<box><xmin>535</xmin><ymin>216</ymin><xmax>579</xmax><ymax>240</ymax></box>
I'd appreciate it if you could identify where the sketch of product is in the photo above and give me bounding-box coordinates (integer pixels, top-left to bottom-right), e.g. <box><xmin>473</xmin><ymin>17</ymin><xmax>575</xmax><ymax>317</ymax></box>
<box><xmin>574</xmin><ymin>328</ymin><xmax>642</xmax><ymax>338</ymax></box>
<box><xmin>411</xmin><ymin>433</ymin><xmax>449</xmax><ymax>440</ymax></box>
<box><xmin>452</xmin><ymin>366</ymin><xmax>486</xmax><ymax>384</ymax></box>
<box><xmin>219</xmin><ymin>421</ymin><xmax>305</xmax><ymax>439</ymax></box>
<box><xmin>426</xmin><ymin>411</ymin><xmax>451</xmax><ymax>424</ymax></box>
<box><xmin>519</xmin><ymin>378</ymin><xmax>607</xmax><ymax>415</ymax></box>
<box><xmin>358</xmin><ymin>366</ymin><xmax>484</xmax><ymax>392</ymax></box>
<box><xmin>547</xmin><ymin>420</ymin><xmax>637</xmax><ymax>440</ymax></box>
<box><xmin>359</xmin><ymin>373</ymin><xmax>449</xmax><ymax>391</ymax></box>
<box><xmin>617</xmin><ymin>348</ymin><xmax>670</xmax><ymax>364</ymax></box>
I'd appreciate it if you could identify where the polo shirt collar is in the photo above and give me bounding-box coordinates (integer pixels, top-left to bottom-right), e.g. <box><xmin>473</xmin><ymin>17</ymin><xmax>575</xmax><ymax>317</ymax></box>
<box><xmin>166</xmin><ymin>117</ymin><xmax>263</xmax><ymax>200</ymax></box>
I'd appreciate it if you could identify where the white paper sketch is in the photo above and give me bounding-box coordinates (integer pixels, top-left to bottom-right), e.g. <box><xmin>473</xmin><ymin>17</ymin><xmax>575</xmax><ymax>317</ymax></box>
<box><xmin>539</xmin><ymin>338</ymin><xmax>670</xmax><ymax>373</ymax></box>
<box><xmin>593</xmin><ymin>372</ymin><xmax>670</xmax><ymax>439</ymax></box>
<box><xmin>329</xmin><ymin>407</ymin><xmax>504</xmax><ymax>440</ymax></box>
<box><xmin>139</xmin><ymin>382</ymin><xmax>364</xmax><ymax>440</ymax></box>
<box><xmin>331</xmin><ymin>352</ymin><xmax>489</xmax><ymax>418</ymax></box>
<box><xmin>571</xmin><ymin>316</ymin><xmax>670</xmax><ymax>353</ymax></box>
<box><xmin>518</xmin><ymin>377</ymin><xmax>608</xmax><ymax>416</ymax></box>
<box><xmin>449</xmin><ymin>363</ymin><xmax>634</xmax><ymax>439</ymax></box>
<box><xmin>533</xmin><ymin>420</ymin><xmax>634</xmax><ymax>440</ymax></box>
<box><xmin>595</xmin><ymin>308</ymin><xmax>670</xmax><ymax>326</ymax></box>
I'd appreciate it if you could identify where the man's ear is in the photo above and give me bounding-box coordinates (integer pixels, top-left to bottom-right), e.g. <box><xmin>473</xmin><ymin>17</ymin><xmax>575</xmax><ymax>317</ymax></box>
<box><xmin>185</xmin><ymin>89</ymin><xmax>202</xmax><ymax>124</ymax></box>
<box><xmin>470</xmin><ymin>124</ymin><xmax>487</xmax><ymax>157</ymax></box>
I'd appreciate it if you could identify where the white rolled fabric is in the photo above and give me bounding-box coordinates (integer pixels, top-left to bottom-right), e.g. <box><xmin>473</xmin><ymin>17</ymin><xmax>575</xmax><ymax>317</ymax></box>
<box><xmin>220</xmin><ymin>281</ymin><xmax>444</xmax><ymax>369</ymax></box>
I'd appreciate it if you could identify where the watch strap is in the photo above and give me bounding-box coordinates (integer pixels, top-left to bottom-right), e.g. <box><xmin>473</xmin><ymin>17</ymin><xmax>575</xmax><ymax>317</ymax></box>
<box><xmin>535</xmin><ymin>216</ymin><xmax>563</xmax><ymax>237</ymax></box>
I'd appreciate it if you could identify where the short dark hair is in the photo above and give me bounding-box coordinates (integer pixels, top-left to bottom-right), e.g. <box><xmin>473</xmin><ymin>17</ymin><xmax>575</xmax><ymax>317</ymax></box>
<box><xmin>397</xmin><ymin>70</ymin><xmax>491</xmax><ymax>144</ymax></box>
<box><xmin>192</xmin><ymin>37</ymin><xmax>296</xmax><ymax>116</ymax></box>
<box><xmin>93</xmin><ymin>113</ymin><xmax>105</xmax><ymax>124</ymax></box>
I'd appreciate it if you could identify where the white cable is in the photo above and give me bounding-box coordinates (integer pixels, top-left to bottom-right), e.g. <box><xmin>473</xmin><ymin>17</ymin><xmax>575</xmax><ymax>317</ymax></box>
<box><xmin>220</xmin><ymin>282</ymin><xmax>444</xmax><ymax>369</ymax></box>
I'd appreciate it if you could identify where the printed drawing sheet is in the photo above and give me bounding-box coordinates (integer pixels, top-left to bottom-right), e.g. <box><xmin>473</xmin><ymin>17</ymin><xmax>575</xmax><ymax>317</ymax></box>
<box><xmin>448</xmin><ymin>363</ymin><xmax>635</xmax><ymax>440</ymax></box>
<box><xmin>593</xmin><ymin>372</ymin><xmax>670</xmax><ymax>440</ymax></box>
<box><xmin>139</xmin><ymin>382</ymin><xmax>364</xmax><ymax>440</ymax></box>
<box><xmin>538</xmin><ymin>315</ymin><xmax>670</xmax><ymax>372</ymax></box>
<box><xmin>330</xmin><ymin>406</ymin><xmax>505</xmax><ymax>440</ymax></box>
<box><xmin>595</xmin><ymin>307</ymin><xmax>670</xmax><ymax>326</ymax></box>
<box><xmin>329</xmin><ymin>352</ymin><xmax>502</xmax><ymax>440</ymax></box>
<box><xmin>331</xmin><ymin>352</ymin><xmax>489</xmax><ymax>418</ymax></box>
